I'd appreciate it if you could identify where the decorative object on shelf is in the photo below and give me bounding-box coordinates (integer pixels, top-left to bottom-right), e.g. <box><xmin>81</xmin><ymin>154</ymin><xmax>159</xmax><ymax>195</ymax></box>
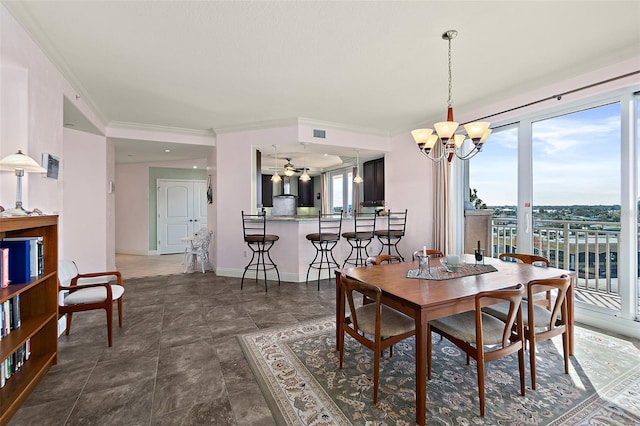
<box><xmin>299</xmin><ymin>143</ymin><xmax>311</xmax><ymax>182</ymax></box>
<box><xmin>411</xmin><ymin>30</ymin><xmax>491</xmax><ymax>163</ymax></box>
<box><xmin>0</xmin><ymin>150</ymin><xmax>47</xmax><ymax>216</ymax></box>
<box><xmin>271</xmin><ymin>145</ymin><xmax>281</xmax><ymax>183</ymax></box>
<box><xmin>353</xmin><ymin>149</ymin><xmax>363</xmax><ymax>184</ymax></box>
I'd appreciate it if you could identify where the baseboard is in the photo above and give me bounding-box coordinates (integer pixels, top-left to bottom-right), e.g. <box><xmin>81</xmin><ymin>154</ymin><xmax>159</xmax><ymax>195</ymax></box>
<box><xmin>116</xmin><ymin>249</ymin><xmax>157</xmax><ymax>256</ymax></box>
<box><xmin>575</xmin><ymin>306</ymin><xmax>640</xmax><ymax>339</ymax></box>
<box><xmin>57</xmin><ymin>314</ymin><xmax>67</xmax><ymax>337</ymax></box>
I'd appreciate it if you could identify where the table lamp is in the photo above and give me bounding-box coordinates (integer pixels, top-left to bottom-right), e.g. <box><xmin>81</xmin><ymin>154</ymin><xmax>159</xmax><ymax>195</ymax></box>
<box><xmin>0</xmin><ymin>150</ymin><xmax>47</xmax><ymax>216</ymax></box>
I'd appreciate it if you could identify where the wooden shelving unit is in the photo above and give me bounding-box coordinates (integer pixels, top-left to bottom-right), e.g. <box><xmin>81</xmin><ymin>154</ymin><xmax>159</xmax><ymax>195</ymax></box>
<box><xmin>0</xmin><ymin>215</ymin><xmax>58</xmax><ymax>425</ymax></box>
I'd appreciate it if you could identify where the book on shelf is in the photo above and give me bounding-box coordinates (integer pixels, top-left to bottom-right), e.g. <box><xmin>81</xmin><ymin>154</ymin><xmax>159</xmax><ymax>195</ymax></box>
<box><xmin>0</xmin><ymin>294</ymin><xmax>21</xmax><ymax>340</ymax></box>
<box><xmin>0</xmin><ymin>240</ymin><xmax>31</xmax><ymax>284</ymax></box>
<box><xmin>0</xmin><ymin>339</ymin><xmax>30</xmax><ymax>388</ymax></box>
<box><xmin>1</xmin><ymin>236</ymin><xmax>44</xmax><ymax>277</ymax></box>
<box><xmin>1</xmin><ymin>247</ymin><xmax>8</xmax><ymax>288</ymax></box>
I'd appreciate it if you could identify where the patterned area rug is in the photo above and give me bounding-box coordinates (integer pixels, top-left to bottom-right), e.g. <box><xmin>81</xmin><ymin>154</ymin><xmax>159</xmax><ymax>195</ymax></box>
<box><xmin>238</xmin><ymin>317</ymin><xmax>640</xmax><ymax>425</ymax></box>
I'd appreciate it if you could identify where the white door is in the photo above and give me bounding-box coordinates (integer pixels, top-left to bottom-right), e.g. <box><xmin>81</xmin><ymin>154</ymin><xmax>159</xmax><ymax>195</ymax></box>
<box><xmin>157</xmin><ymin>179</ymin><xmax>207</xmax><ymax>254</ymax></box>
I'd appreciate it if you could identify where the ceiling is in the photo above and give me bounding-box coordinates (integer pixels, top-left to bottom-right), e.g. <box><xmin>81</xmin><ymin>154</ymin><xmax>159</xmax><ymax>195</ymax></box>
<box><xmin>4</xmin><ymin>1</ymin><xmax>640</xmax><ymax>166</ymax></box>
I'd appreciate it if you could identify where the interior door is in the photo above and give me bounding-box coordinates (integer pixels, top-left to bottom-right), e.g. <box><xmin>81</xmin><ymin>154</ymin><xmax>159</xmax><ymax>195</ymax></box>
<box><xmin>157</xmin><ymin>179</ymin><xmax>207</xmax><ymax>254</ymax></box>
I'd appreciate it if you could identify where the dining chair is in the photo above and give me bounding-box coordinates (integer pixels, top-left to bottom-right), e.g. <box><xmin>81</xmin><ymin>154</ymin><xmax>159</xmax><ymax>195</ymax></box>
<box><xmin>428</xmin><ymin>283</ymin><xmax>526</xmax><ymax>417</ymax></box>
<box><xmin>338</xmin><ymin>274</ymin><xmax>415</xmax><ymax>404</ymax></box>
<box><xmin>411</xmin><ymin>249</ymin><xmax>444</xmax><ymax>260</ymax></box>
<box><xmin>484</xmin><ymin>275</ymin><xmax>571</xmax><ymax>389</ymax></box>
<box><xmin>58</xmin><ymin>259</ymin><xmax>125</xmax><ymax>347</ymax></box>
<box><xmin>499</xmin><ymin>252</ymin><xmax>551</xmax><ymax>308</ymax></box>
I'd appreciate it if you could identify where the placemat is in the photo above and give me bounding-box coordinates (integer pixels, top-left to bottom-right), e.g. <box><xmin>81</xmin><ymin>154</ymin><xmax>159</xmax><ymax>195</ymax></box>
<box><xmin>406</xmin><ymin>263</ymin><xmax>497</xmax><ymax>280</ymax></box>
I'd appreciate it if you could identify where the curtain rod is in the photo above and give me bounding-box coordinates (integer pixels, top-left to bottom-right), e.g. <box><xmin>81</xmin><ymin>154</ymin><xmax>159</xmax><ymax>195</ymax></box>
<box><xmin>468</xmin><ymin>70</ymin><xmax>640</xmax><ymax>124</ymax></box>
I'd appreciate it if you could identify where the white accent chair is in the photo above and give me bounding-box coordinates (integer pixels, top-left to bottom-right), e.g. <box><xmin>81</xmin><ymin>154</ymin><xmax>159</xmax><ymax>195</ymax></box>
<box><xmin>58</xmin><ymin>259</ymin><xmax>125</xmax><ymax>347</ymax></box>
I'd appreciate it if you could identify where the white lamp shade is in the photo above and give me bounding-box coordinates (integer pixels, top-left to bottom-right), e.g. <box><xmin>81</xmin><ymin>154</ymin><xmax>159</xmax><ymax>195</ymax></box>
<box><xmin>353</xmin><ymin>174</ymin><xmax>363</xmax><ymax>184</ymax></box>
<box><xmin>299</xmin><ymin>170</ymin><xmax>311</xmax><ymax>181</ymax></box>
<box><xmin>479</xmin><ymin>129</ymin><xmax>492</xmax><ymax>144</ymax></box>
<box><xmin>411</xmin><ymin>129</ymin><xmax>433</xmax><ymax>145</ymax></box>
<box><xmin>453</xmin><ymin>134</ymin><xmax>466</xmax><ymax>148</ymax></box>
<box><xmin>271</xmin><ymin>172</ymin><xmax>281</xmax><ymax>183</ymax></box>
<box><xmin>0</xmin><ymin>151</ymin><xmax>46</xmax><ymax>173</ymax></box>
<box><xmin>463</xmin><ymin>122</ymin><xmax>490</xmax><ymax>140</ymax></box>
<box><xmin>425</xmin><ymin>134</ymin><xmax>439</xmax><ymax>149</ymax></box>
<box><xmin>434</xmin><ymin>121</ymin><xmax>459</xmax><ymax>140</ymax></box>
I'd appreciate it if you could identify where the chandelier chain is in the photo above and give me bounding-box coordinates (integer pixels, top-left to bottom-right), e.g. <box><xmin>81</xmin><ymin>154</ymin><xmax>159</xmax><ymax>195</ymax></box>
<box><xmin>447</xmin><ymin>36</ymin><xmax>453</xmax><ymax>108</ymax></box>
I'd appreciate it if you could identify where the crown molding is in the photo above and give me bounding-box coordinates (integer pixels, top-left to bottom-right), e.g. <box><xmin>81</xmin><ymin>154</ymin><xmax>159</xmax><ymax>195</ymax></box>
<box><xmin>214</xmin><ymin>116</ymin><xmax>391</xmax><ymax>137</ymax></box>
<box><xmin>297</xmin><ymin>117</ymin><xmax>391</xmax><ymax>137</ymax></box>
<box><xmin>107</xmin><ymin>121</ymin><xmax>216</xmax><ymax>137</ymax></box>
<box><xmin>213</xmin><ymin>118</ymin><xmax>301</xmax><ymax>134</ymax></box>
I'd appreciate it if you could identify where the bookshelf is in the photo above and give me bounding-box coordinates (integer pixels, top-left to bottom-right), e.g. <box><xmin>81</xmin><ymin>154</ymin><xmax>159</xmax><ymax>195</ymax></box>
<box><xmin>0</xmin><ymin>215</ymin><xmax>58</xmax><ymax>425</ymax></box>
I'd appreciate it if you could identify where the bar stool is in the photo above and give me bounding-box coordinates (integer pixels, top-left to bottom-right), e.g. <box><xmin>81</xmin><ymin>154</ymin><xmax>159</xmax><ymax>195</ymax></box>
<box><xmin>241</xmin><ymin>210</ymin><xmax>280</xmax><ymax>292</ymax></box>
<box><xmin>342</xmin><ymin>212</ymin><xmax>376</xmax><ymax>267</ymax></box>
<box><xmin>305</xmin><ymin>211</ymin><xmax>343</xmax><ymax>290</ymax></box>
<box><xmin>375</xmin><ymin>209</ymin><xmax>408</xmax><ymax>260</ymax></box>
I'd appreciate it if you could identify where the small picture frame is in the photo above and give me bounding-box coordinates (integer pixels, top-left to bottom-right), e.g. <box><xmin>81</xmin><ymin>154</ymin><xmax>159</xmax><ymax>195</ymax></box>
<box><xmin>42</xmin><ymin>153</ymin><xmax>60</xmax><ymax>179</ymax></box>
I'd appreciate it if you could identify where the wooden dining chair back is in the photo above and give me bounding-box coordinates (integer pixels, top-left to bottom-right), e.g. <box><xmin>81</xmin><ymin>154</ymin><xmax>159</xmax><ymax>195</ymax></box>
<box><xmin>428</xmin><ymin>283</ymin><xmax>526</xmax><ymax>417</ymax></box>
<box><xmin>499</xmin><ymin>253</ymin><xmax>551</xmax><ymax>308</ymax></box>
<box><xmin>526</xmin><ymin>275</ymin><xmax>571</xmax><ymax>389</ymax></box>
<box><xmin>338</xmin><ymin>274</ymin><xmax>415</xmax><ymax>403</ymax></box>
<box><xmin>412</xmin><ymin>249</ymin><xmax>444</xmax><ymax>260</ymax></box>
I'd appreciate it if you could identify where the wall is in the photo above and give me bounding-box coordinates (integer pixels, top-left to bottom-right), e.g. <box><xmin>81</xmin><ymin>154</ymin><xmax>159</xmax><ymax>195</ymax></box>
<box><xmin>115</xmin><ymin>160</ymin><xmax>209</xmax><ymax>254</ymax></box>
<box><xmin>148</xmin><ymin>167</ymin><xmax>207</xmax><ymax>251</ymax></box>
<box><xmin>62</xmin><ymin>127</ymin><xmax>109</xmax><ymax>271</ymax></box>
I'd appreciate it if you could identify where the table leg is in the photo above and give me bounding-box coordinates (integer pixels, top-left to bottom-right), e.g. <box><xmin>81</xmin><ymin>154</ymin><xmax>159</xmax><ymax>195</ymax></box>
<box><xmin>415</xmin><ymin>309</ymin><xmax>427</xmax><ymax>426</ymax></box>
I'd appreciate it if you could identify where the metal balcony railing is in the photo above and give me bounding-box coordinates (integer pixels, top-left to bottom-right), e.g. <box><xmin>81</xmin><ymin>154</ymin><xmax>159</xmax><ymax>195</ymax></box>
<box><xmin>491</xmin><ymin>217</ymin><xmax>633</xmax><ymax>303</ymax></box>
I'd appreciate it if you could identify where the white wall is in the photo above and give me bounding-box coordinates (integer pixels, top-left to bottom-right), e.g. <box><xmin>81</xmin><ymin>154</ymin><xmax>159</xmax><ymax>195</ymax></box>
<box><xmin>62</xmin><ymin>127</ymin><xmax>109</xmax><ymax>272</ymax></box>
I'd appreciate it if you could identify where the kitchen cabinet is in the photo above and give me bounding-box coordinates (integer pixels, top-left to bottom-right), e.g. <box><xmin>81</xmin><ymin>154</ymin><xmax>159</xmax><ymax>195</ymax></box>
<box><xmin>298</xmin><ymin>177</ymin><xmax>315</xmax><ymax>207</ymax></box>
<box><xmin>363</xmin><ymin>157</ymin><xmax>384</xmax><ymax>206</ymax></box>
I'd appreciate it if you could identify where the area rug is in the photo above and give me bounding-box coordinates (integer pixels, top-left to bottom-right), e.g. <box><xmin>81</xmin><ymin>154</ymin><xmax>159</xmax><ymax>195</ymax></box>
<box><xmin>238</xmin><ymin>317</ymin><xmax>640</xmax><ymax>425</ymax></box>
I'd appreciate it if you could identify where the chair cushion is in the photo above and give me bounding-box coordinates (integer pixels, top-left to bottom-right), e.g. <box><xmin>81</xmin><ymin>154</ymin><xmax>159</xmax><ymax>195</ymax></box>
<box><xmin>342</xmin><ymin>232</ymin><xmax>374</xmax><ymax>240</ymax></box>
<box><xmin>483</xmin><ymin>301</ymin><xmax>552</xmax><ymax>328</ymax></box>
<box><xmin>430</xmin><ymin>311</ymin><xmax>506</xmax><ymax>346</ymax></box>
<box><xmin>306</xmin><ymin>233</ymin><xmax>339</xmax><ymax>242</ymax></box>
<box><xmin>351</xmin><ymin>303</ymin><xmax>415</xmax><ymax>336</ymax></box>
<box><xmin>63</xmin><ymin>285</ymin><xmax>125</xmax><ymax>305</ymax></box>
<box><xmin>245</xmin><ymin>234</ymin><xmax>279</xmax><ymax>243</ymax></box>
<box><xmin>374</xmin><ymin>230</ymin><xmax>405</xmax><ymax>238</ymax></box>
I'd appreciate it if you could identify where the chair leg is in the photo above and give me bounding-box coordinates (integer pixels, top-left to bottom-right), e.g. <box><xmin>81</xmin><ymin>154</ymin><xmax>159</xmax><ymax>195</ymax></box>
<box><xmin>65</xmin><ymin>312</ymin><xmax>73</xmax><ymax>335</ymax></box>
<box><xmin>529</xmin><ymin>328</ymin><xmax>537</xmax><ymax>390</ymax></box>
<box><xmin>373</xmin><ymin>345</ymin><xmax>381</xmax><ymax>404</ymax></box>
<box><xmin>117</xmin><ymin>298</ymin><xmax>123</xmax><ymax>328</ymax></box>
<box><xmin>518</xmin><ymin>342</ymin><xmax>526</xmax><ymax>396</ymax></box>
<box><xmin>106</xmin><ymin>304</ymin><xmax>113</xmax><ymax>347</ymax></box>
<box><xmin>562</xmin><ymin>329</ymin><xmax>570</xmax><ymax>374</ymax></box>
<box><xmin>477</xmin><ymin>350</ymin><xmax>486</xmax><ymax>417</ymax></box>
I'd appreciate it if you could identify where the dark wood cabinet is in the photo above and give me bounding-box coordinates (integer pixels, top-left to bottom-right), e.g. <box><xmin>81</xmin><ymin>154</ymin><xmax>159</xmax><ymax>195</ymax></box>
<box><xmin>298</xmin><ymin>177</ymin><xmax>315</xmax><ymax>207</ymax></box>
<box><xmin>363</xmin><ymin>158</ymin><xmax>384</xmax><ymax>206</ymax></box>
<box><xmin>261</xmin><ymin>175</ymin><xmax>274</xmax><ymax>207</ymax></box>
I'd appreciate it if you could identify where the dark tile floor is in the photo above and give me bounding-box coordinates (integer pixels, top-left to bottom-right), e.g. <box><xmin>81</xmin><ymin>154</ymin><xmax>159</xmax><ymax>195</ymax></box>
<box><xmin>10</xmin><ymin>273</ymin><xmax>336</xmax><ymax>425</ymax></box>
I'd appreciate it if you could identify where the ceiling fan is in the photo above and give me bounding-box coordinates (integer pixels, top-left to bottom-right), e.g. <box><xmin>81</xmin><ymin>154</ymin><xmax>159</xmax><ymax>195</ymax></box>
<box><xmin>282</xmin><ymin>158</ymin><xmax>305</xmax><ymax>176</ymax></box>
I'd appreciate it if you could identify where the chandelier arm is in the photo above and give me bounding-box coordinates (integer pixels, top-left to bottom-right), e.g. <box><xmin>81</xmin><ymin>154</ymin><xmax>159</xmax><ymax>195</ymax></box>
<box><xmin>454</xmin><ymin>146</ymin><xmax>481</xmax><ymax>161</ymax></box>
<box><xmin>419</xmin><ymin>147</ymin><xmax>447</xmax><ymax>163</ymax></box>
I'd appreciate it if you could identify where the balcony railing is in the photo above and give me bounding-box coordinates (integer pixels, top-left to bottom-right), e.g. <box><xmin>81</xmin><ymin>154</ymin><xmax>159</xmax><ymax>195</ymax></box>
<box><xmin>491</xmin><ymin>217</ymin><xmax>632</xmax><ymax>305</ymax></box>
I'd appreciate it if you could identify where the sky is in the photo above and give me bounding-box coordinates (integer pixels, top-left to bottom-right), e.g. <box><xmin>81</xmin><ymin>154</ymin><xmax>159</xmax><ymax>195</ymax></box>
<box><xmin>469</xmin><ymin>102</ymin><xmax>626</xmax><ymax>207</ymax></box>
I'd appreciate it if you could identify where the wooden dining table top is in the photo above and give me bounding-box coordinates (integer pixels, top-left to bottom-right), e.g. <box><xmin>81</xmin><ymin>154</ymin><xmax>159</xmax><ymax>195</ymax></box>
<box><xmin>342</xmin><ymin>254</ymin><xmax>573</xmax><ymax>311</ymax></box>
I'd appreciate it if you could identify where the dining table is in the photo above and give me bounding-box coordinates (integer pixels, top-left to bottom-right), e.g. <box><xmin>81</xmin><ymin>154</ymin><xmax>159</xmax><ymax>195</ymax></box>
<box><xmin>336</xmin><ymin>254</ymin><xmax>575</xmax><ymax>426</ymax></box>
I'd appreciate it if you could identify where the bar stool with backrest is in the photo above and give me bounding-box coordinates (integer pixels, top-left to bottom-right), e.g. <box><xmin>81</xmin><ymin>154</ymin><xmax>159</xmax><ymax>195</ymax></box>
<box><xmin>305</xmin><ymin>211</ymin><xmax>343</xmax><ymax>290</ymax></box>
<box><xmin>375</xmin><ymin>209</ymin><xmax>408</xmax><ymax>260</ymax></box>
<box><xmin>341</xmin><ymin>212</ymin><xmax>377</xmax><ymax>268</ymax></box>
<box><xmin>241</xmin><ymin>210</ymin><xmax>280</xmax><ymax>292</ymax></box>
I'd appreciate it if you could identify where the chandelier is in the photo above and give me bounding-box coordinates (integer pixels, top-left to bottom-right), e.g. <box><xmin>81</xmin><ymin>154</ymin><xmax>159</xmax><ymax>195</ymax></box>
<box><xmin>271</xmin><ymin>145</ymin><xmax>281</xmax><ymax>183</ymax></box>
<box><xmin>411</xmin><ymin>30</ymin><xmax>491</xmax><ymax>163</ymax></box>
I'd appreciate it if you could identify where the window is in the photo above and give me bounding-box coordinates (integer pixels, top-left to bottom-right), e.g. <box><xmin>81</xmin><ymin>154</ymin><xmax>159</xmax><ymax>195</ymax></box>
<box><xmin>330</xmin><ymin>169</ymin><xmax>353</xmax><ymax>213</ymax></box>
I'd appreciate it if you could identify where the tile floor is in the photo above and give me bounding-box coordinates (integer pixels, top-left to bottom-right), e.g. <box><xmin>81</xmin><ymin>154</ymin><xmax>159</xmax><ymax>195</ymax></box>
<box><xmin>10</xmin><ymin>254</ymin><xmax>336</xmax><ymax>425</ymax></box>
